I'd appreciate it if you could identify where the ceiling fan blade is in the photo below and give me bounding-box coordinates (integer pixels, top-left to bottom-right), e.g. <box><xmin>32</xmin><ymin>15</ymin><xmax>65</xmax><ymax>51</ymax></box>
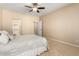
<box><xmin>25</xmin><ymin>6</ymin><xmax>32</xmax><ymax>8</ymax></box>
<box><xmin>37</xmin><ymin>10</ymin><xmax>39</xmax><ymax>13</ymax></box>
<box><xmin>38</xmin><ymin>7</ymin><xmax>45</xmax><ymax>9</ymax></box>
<box><xmin>29</xmin><ymin>9</ymin><xmax>33</xmax><ymax>12</ymax></box>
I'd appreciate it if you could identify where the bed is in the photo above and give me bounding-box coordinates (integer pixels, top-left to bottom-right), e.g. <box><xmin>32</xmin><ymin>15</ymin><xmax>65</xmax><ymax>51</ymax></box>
<box><xmin>0</xmin><ymin>34</ymin><xmax>48</xmax><ymax>56</ymax></box>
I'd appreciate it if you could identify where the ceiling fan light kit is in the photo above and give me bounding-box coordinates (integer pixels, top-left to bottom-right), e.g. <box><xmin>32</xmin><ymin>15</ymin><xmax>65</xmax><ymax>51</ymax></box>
<box><xmin>25</xmin><ymin>3</ymin><xmax>45</xmax><ymax>13</ymax></box>
<box><xmin>33</xmin><ymin>7</ymin><xmax>37</xmax><ymax>11</ymax></box>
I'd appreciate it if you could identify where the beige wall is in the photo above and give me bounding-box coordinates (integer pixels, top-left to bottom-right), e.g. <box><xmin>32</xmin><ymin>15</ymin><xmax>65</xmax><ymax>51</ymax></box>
<box><xmin>40</xmin><ymin>4</ymin><xmax>79</xmax><ymax>46</ymax></box>
<box><xmin>0</xmin><ymin>8</ymin><xmax>2</xmax><ymax>30</ymax></box>
<box><xmin>0</xmin><ymin>8</ymin><xmax>39</xmax><ymax>34</ymax></box>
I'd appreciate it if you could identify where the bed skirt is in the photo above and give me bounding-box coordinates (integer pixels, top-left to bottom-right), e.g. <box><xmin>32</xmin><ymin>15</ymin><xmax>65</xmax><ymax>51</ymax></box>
<box><xmin>12</xmin><ymin>47</ymin><xmax>48</xmax><ymax>56</ymax></box>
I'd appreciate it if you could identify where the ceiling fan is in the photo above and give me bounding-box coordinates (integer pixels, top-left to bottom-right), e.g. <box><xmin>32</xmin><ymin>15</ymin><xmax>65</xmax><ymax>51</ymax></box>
<box><xmin>25</xmin><ymin>3</ymin><xmax>45</xmax><ymax>13</ymax></box>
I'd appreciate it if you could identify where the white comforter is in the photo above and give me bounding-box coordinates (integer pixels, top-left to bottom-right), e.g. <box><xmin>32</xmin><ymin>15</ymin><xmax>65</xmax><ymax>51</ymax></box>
<box><xmin>0</xmin><ymin>35</ymin><xmax>48</xmax><ymax>56</ymax></box>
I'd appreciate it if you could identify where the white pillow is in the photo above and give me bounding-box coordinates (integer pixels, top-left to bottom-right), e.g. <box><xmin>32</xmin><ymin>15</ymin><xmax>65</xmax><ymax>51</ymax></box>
<box><xmin>0</xmin><ymin>31</ymin><xmax>9</xmax><ymax>35</ymax></box>
<box><xmin>0</xmin><ymin>33</ymin><xmax>9</xmax><ymax>44</ymax></box>
<box><xmin>2</xmin><ymin>31</ymin><xmax>8</xmax><ymax>34</ymax></box>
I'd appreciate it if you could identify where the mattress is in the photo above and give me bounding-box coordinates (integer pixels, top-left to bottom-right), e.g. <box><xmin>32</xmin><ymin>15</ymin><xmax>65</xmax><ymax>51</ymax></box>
<box><xmin>0</xmin><ymin>35</ymin><xmax>48</xmax><ymax>56</ymax></box>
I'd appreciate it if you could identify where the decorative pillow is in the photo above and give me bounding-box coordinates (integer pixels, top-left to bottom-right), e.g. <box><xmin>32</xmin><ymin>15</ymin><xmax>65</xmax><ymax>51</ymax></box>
<box><xmin>0</xmin><ymin>31</ymin><xmax>14</xmax><ymax>40</ymax></box>
<box><xmin>0</xmin><ymin>33</ymin><xmax>9</xmax><ymax>44</ymax></box>
<box><xmin>8</xmin><ymin>34</ymin><xmax>14</xmax><ymax>40</ymax></box>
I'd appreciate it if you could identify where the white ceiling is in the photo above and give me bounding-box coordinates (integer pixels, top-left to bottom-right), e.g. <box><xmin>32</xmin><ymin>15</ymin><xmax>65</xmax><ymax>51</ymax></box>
<box><xmin>0</xmin><ymin>3</ymin><xmax>70</xmax><ymax>16</ymax></box>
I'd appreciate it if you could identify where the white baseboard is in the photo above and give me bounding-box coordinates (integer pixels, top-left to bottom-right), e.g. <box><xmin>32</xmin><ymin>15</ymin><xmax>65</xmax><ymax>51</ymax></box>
<box><xmin>47</xmin><ymin>37</ymin><xmax>79</xmax><ymax>48</ymax></box>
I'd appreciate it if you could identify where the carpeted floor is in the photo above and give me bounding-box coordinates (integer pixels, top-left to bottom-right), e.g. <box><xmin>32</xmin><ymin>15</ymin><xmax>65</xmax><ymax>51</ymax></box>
<box><xmin>40</xmin><ymin>39</ymin><xmax>79</xmax><ymax>56</ymax></box>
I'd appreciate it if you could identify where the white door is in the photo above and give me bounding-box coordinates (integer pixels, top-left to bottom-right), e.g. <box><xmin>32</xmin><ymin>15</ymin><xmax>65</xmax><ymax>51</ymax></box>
<box><xmin>34</xmin><ymin>20</ymin><xmax>43</xmax><ymax>36</ymax></box>
<box><xmin>12</xmin><ymin>19</ymin><xmax>21</xmax><ymax>36</ymax></box>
